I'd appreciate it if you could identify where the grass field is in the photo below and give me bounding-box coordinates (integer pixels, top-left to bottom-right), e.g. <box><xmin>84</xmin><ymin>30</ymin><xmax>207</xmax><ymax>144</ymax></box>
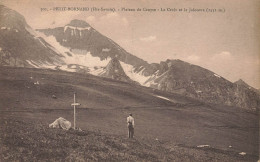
<box><xmin>0</xmin><ymin>67</ymin><xmax>259</xmax><ymax>161</ymax></box>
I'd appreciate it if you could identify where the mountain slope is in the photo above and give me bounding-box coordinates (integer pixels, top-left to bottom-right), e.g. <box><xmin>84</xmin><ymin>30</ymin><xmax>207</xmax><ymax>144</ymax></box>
<box><xmin>0</xmin><ymin>5</ymin><xmax>64</xmax><ymax>67</ymax></box>
<box><xmin>0</xmin><ymin>66</ymin><xmax>198</xmax><ymax>111</ymax></box>
<box><xmin>145</xmin><ymin>59</ymin><xmax>260</xmax><ymax>110</ymax></box>
<box><xmin>36</xmin><ymin>19</ymin><xmax>156</xmax><ymax>82</ymax></box>
<box><xmin>37</xmin><ymin>19</ymin><xmax>151</xmax><ymax>69</ymax></box>
<box><xmin>234</xmin><ymin>79</ymin><xmax>260</xmax><ymax>94</ymax></box>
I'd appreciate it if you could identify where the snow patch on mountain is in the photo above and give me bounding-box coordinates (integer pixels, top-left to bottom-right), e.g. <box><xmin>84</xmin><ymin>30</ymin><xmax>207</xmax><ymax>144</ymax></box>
<box><xmin>59</xmin><ymin>65</ymin><xmax>77</xmax><ymax>72</ymax></box>
<box><xmin>88</xmin><ymin>67</ymin><xmax>106</xmax><ymax>76</ymax></box>
<box><xmin>102</xmin><ymin>48</ymin><xmax>111</xmax><ymax>52</ymax></box>
<box><xmin>120</xmin><ymin>61</ymin><xmax>151</xmax><ymax>85</ymax></box>
<box><xmin>142</xmin><ymin>70</ymin><xmax>167</xmax><ymax>87</ymax></box>
<box><xmin>36</xmin><ymin>32</ymin><xmax>68</xmax><ymax>54</ymax></box>
<box><xmin>26</xmin><ymin>26</ymin><xmax>38</xmax><ymax>37</ymax></box>
<box><xmin>144</xmin><ymin>79</ymin><xmax>158</xmax><ymax>87</ymax></box>
<box><xmin>155</xmin><ymin>95</ymin><xmax>171</xmax><ymax>101</ymax></box>
<box><xmin>214</xmin><ymin>74</ymin><xmax>221</xmax><ymax>78</ymax></box>
<box><xmin>26</xmin><ymin>60</ymin><xmax>57</xmax><ymax>69</ymax></box>
<box><xmin>36</xmin><ymin>38</ymin><xmax>47</xmax><ymax>47</ymax></box>
<box><xmin>64</xmin><ymin>25</ymin><xmax>91</xmax><ymax>32</ymax></box>
<box><xmin>26</xmin><ymin>60</ymin><xmax>39</xmax><ymax>67</ymax></box>
<box><xmin>117</xmin><ymin>64</ymin><xmax>166</xmax><ymax>87</ymax></box>
<box><xmin>64</xmin><ymin>25</ymin><xmax>91</xmax><ymax>37</ymax></box>
<box><xmin>33</xmin><ymin>31</ymin><xmax>111</xmax><ymax>73</ymax></box>
<box><xmin>65</xmin><ymin>53</ymin><xmax>110</xmax><ymax>67</ymax></box>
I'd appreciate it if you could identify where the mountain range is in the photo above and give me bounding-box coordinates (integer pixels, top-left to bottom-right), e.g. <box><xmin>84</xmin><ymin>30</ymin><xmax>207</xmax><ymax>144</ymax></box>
<box><xmin>0</xmin><ymin>4</ymin><xmax>259</xmax><ymax>110</ymax></box>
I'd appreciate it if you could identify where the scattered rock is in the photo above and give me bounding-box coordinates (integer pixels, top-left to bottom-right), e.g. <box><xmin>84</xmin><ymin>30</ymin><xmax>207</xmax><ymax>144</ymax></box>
<box><xmin>122</xmin><ymin>143</ymin><xmax>127</xmax><ymax>148</ymax></box>
<box><xmin>239</xmin><ymin>152</ymin><xmax>246</xmax><ymax>156</ymax></box>
<box><xmin>169</xmin><ymin>148</ymin><xmax>175</xmax><ymax>152</ymax></box>
<box><xmin>52</xmin><ymin>95</ymin><xmax>57</xmax><ymax>99</ymax></box>
<box><xmin>197</xmin><ymin>145</ymin><xmax>210</xmax><ymax>148</ymax></box>
<box><xmin>74</xmin><ymin>127</ymin><xmax>82</xmax><ymax>131</ymax></box>
<box><xmin>49</xmin><ymin>117</ymin><xmax>71</xmax><ymax>130</ymax></box>
<box><xmin>229</xmin><ymin>145</ymin><xmax>232</xmax><ymax>148</ymax></box>
<box><xmin>34</xmin><ymin>81</ymin><xmax>40</xmax><ymax>85</ymax></box>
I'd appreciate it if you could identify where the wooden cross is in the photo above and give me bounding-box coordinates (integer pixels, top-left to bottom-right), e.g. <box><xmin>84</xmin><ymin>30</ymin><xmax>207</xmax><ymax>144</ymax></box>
<box><xmin>71</xmin><ymin>92</ymin><xmax>80</xmax><ymax>129</ymax></box>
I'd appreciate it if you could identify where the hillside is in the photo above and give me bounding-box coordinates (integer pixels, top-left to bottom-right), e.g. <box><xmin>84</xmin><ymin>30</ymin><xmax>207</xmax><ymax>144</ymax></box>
<box><xmin>1</xmin><ymin>117</ymin><xmax>257</xmax><ymax>162</ymax></box>
<box><xmin>0</xmin><ymin>66</ymin><xmax>196</xmax><ymax>111</ymax></box>
<box><xmin>0</xmin><ymin>67</ymin><xmax>259</xmax><ymax>161</ymax></box>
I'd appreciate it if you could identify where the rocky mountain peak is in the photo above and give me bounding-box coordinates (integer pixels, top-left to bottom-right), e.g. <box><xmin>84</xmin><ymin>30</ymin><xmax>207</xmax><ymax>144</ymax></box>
<box><xmin>104</xmin><ymin>57</ymin><xmax>126</xmax><ymax>79</ymax></box>
<box><xmin>102</xmin><ymin>57</ymin><xmax>138</xmax><ymax>84</ymax></box>
<box><xmin>0</xmin><ymin>5</ymin><xmax>63</xmax><ymax>68</ymax></box>
<box><xmin>67</xmin><ymin>19</ymin><xmax>91</xmax><ymax>28</ymax></box>
<box><xmin>234</xmin><ymin>79</ymin><xmax>250</xmax><ymax>87</ymax></box>
<box><xmin>0</xmin><ymin>5</ymin><xmax>28</xmax><ymax>31</ymax></box>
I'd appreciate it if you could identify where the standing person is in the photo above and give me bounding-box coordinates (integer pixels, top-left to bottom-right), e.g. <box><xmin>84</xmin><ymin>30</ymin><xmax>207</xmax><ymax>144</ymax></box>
<box><xmin>127</xmin><ymin>113</ymin><xmax>134</xmax><ymax>138</ymax></box>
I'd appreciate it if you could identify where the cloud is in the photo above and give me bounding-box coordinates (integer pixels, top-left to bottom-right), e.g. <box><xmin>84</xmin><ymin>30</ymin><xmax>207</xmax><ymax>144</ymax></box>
<box><xmin>86</xmin><ymin>16</ymin><xmax>96</xmax><ymax>22</ymax></box>
<box><xmin>219</xmin><ymin>51</ymin><xmax>231</xmax><ymax>56</ymax></box>
<box><xmin>122</xmin><ymin>17</ymin><xmax>129</xmax><ymax>26</ymax></box>
<box><xmin>211</xmin><ymin>51</ymin><xmax>232</xmax><ymax>60</ymax></box>
<box><xmin>83</xmin><ymin>12</ymin><xmax>130</xmax><ymax>42</ymax></box>
<box><xmin>30</xmin><ymin>11</ymin><xmax>82</xmax><ymax>29</ymax></box>
<box><xmin>98</xmin><ymin>12</ymin><xmax>128</xmax><ymax>27</ymax></box>
<box><xmin>207</xmin><ymin>51</ymin><xmax>233</xmax><ymax>69</ymax></box>
<box><xmin>89</xmin><ymin>12</ymin><xmax>129</xmax><ymax>29</ymax></box>
<box><xmin>102</xmin><ymin>12</ymin><xmax>119</xmax><ymax>19</ymax></box>
<box><xmin>186</xmin><ymin>55</ymin><xmax>200</xmax><ymax>62</ymax></box>
<box><xmin>139</xmin><ymin>36</ymin><xmax>157</xmax><ymax>42</ymax></box>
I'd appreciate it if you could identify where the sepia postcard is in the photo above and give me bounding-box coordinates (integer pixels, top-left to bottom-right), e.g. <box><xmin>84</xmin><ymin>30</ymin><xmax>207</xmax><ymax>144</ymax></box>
<box><xmin>0</xmin><ymin>0</ymin><xmax>259</xmax><ymax>161</ymax></box>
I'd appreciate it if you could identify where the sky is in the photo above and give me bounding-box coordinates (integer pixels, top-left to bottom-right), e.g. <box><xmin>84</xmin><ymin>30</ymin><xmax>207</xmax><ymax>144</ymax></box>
<box><xmin>1</xmin><ymin>0</ymin><xmax>260</xmax><ymax>88</ymax></box>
